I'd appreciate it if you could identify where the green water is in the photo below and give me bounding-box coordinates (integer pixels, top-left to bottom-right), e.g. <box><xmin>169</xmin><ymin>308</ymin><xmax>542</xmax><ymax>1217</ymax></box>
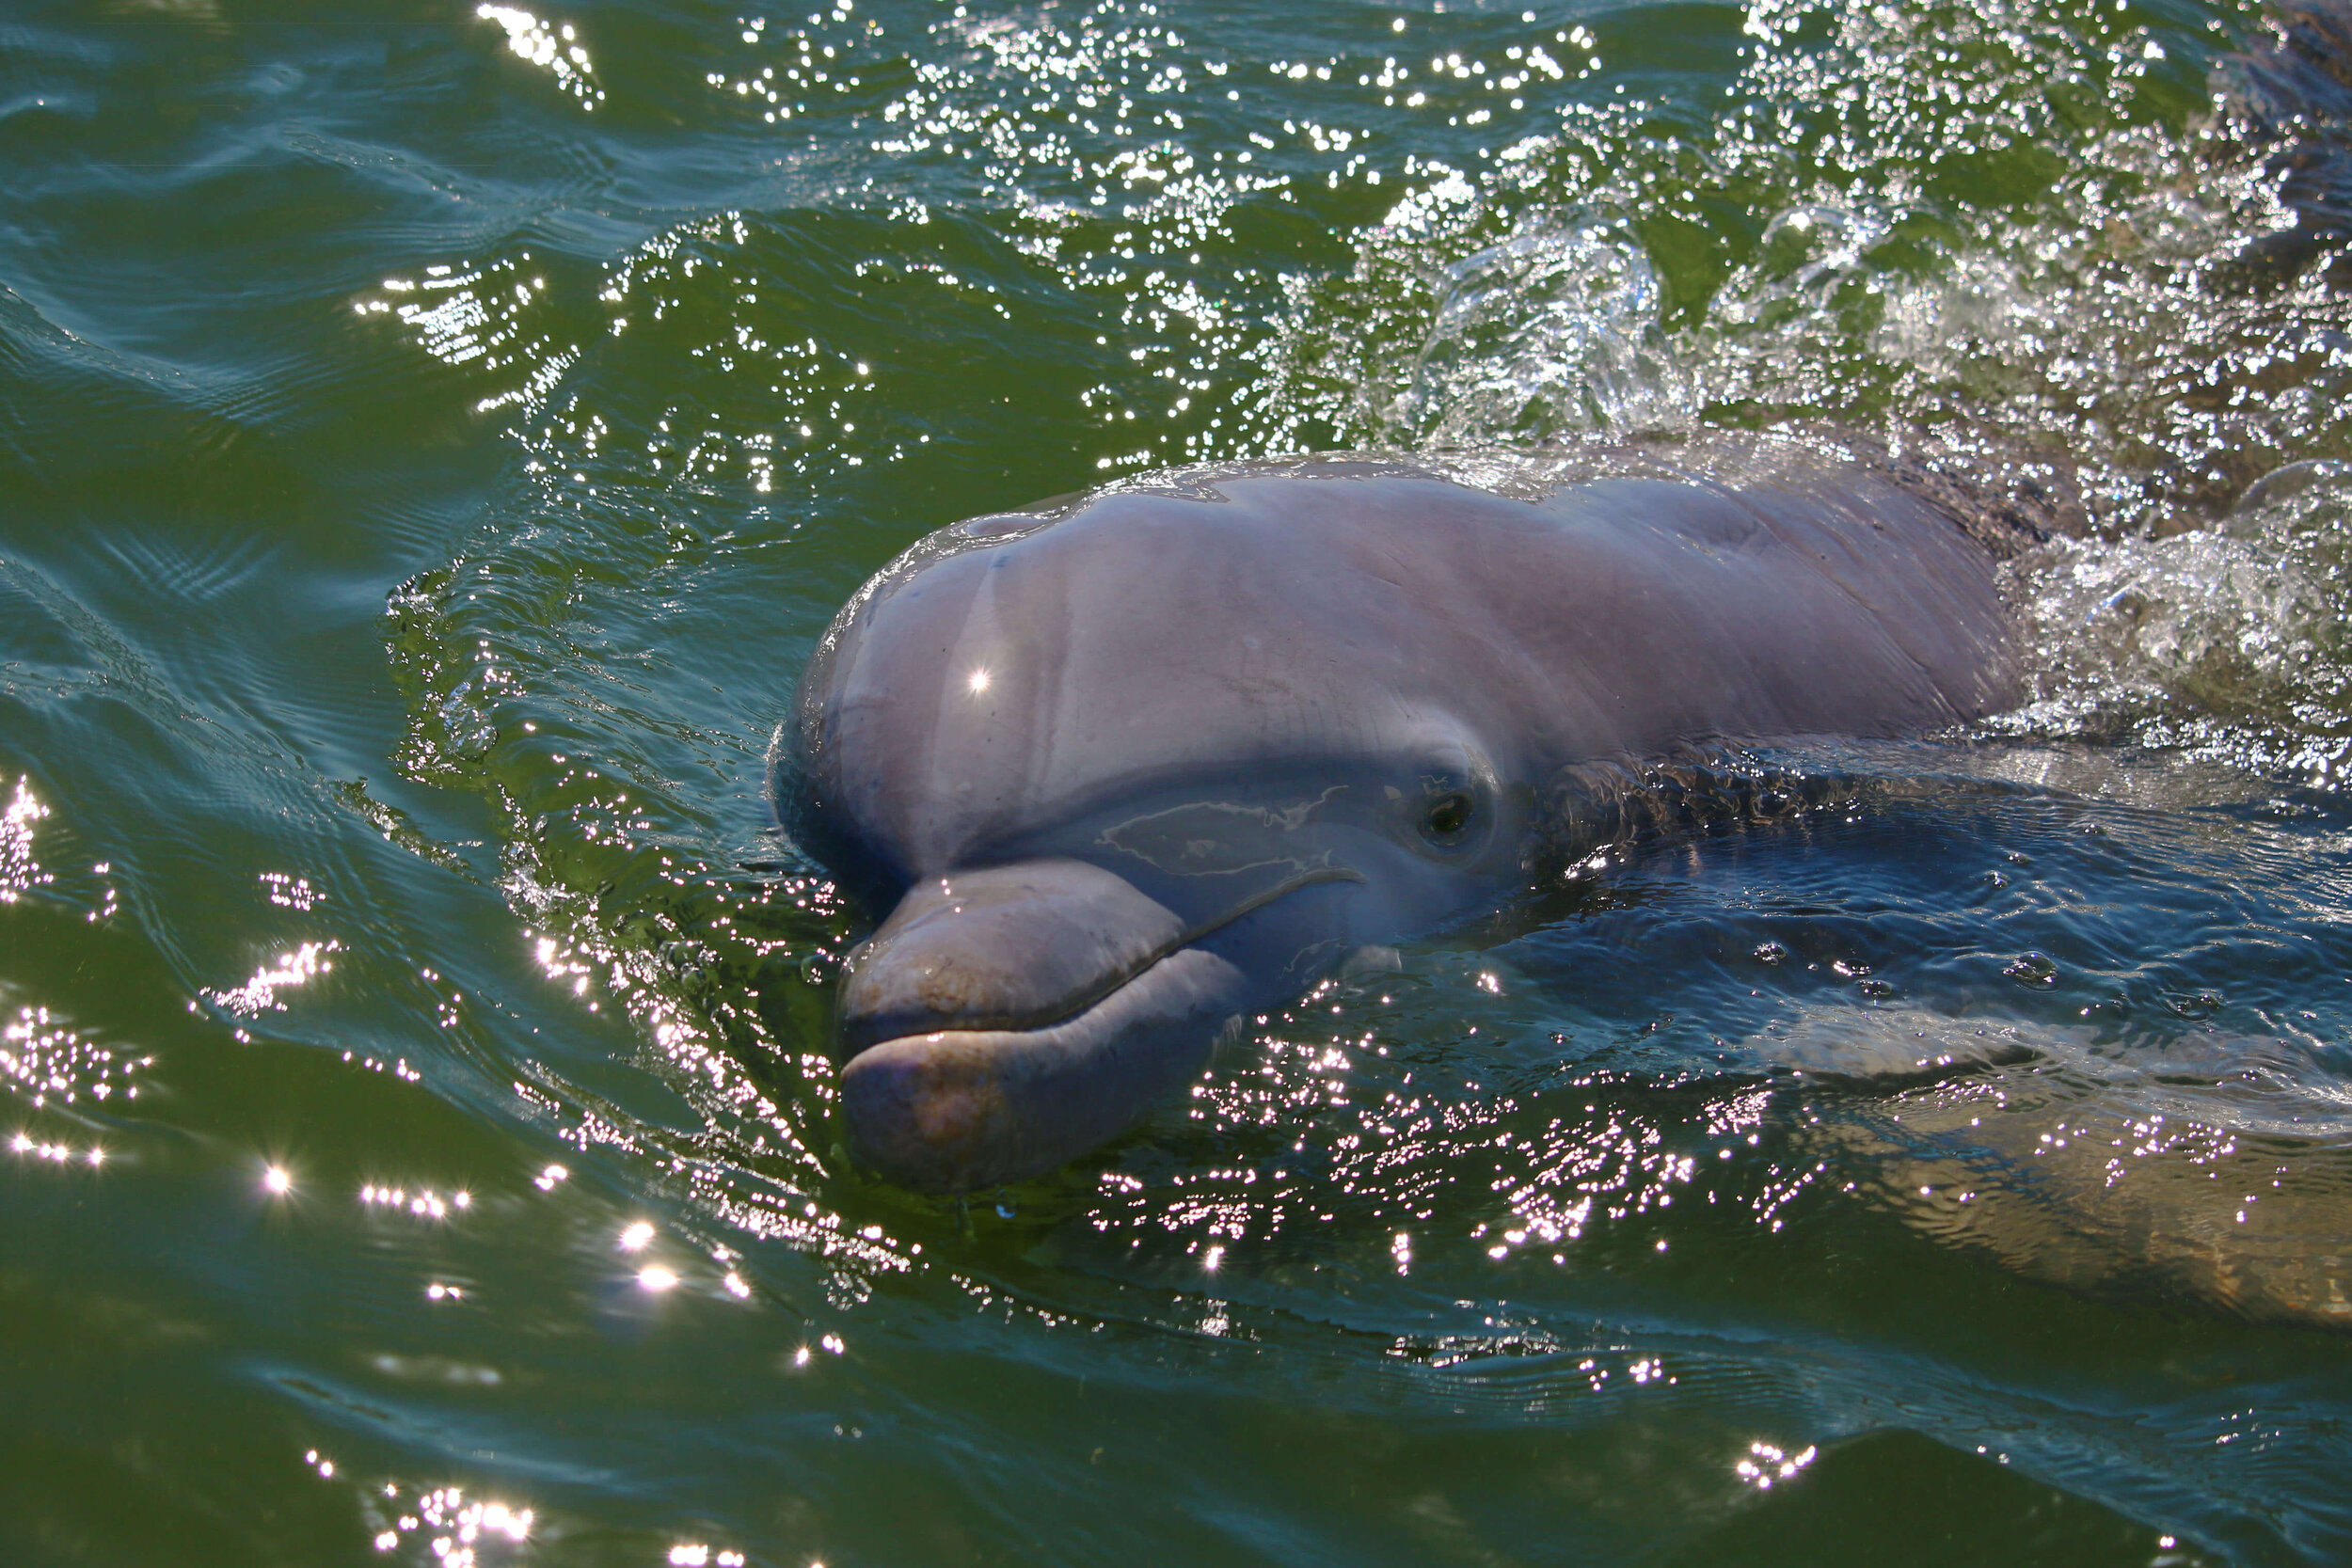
<box><xmin>8</xmin><ymin>0</ymin><xmax>2352</xmax><ymax>1561</ymax></box>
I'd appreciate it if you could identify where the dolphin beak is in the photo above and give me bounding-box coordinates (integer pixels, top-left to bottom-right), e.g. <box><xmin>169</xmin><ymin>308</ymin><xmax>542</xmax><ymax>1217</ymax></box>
<box><xmin>834</xmin><ymin>858</ymin><xmax>1256</xmax><ymax>1192</ymax></box>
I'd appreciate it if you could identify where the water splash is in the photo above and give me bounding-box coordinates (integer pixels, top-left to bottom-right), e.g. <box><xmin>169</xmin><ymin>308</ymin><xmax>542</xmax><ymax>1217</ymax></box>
<box><xmin>1383</xmin><ymin>207</ymin><xmax>1696</xmax><ymax>444</ymax></box>
<box><xmin>1999</xmin><ymin>466</ymin><xmax>2352</xmax><ymax>779</ymax></box>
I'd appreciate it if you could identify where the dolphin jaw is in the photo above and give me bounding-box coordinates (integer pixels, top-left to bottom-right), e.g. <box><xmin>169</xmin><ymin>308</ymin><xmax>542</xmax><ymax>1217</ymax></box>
<box><xmin>830</xmin><ymin>852</ymin><xmax>1387</xmax><ymax>1191</ymax></box>
<box><xmin>833</xmin><ymin>858</ymin><xmax>1188</xmax><ymax>1054</ymax></box>
<box><xmin>834</xmin><ymin>858</ymin><xmax>1366</xmax><ymax>1053</ymax></box>
<box><xmin>838</xmin><ymin>1032</ymin><xmax>1023</xmax><ymax>1192</ymax></box>
<box><xmin>838</xmin><ymin>942</ymin><xmax>1252</xmax><ymax>1193</ymax></box>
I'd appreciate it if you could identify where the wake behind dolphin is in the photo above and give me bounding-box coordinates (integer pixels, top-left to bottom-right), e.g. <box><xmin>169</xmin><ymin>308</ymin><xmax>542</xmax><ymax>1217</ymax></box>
<box><xmin>774</xmin><ymin>432</ymin><xmax>2079</xmax><ymax>1193</ymax></box>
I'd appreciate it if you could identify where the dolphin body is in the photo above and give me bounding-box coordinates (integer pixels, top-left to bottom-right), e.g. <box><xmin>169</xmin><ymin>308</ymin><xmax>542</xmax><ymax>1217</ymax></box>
<box><xmin>775</xmin><ymin>434</ymin><xmax>2057</xmax><ymax>1193</ymax></box>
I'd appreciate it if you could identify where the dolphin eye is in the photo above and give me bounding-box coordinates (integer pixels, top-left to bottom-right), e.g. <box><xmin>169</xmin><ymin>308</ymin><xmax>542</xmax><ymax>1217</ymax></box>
<box><xmin>1421</xmin><ymin>789</ymin><xmax>1475</xmax><ymax>845</ymax></box>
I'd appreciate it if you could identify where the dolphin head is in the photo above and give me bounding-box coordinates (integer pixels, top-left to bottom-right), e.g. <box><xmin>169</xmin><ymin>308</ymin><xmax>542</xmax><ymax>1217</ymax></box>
<box><xmin>772</xmin><ymin>446</ymin><xmax>2027</xmax><ymax>1190</ymax></box>
<box><xmin>776</xmin><ymin>468</ymin><xmax>1542</xmax><ymax>1191</ymax></box>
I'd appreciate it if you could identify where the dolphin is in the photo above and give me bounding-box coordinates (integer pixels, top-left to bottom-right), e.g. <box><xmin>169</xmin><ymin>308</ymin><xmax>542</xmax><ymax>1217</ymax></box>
<box><xmin>773</xmin><ymin>433</ymin><xmax>2066</xmax><ymax>1193</ymax></box>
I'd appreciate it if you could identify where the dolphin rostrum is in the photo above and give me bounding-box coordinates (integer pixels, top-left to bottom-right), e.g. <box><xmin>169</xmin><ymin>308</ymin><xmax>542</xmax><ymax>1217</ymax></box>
<box><xmin>773</xmin><ymin>434</ymin><xmax>2067</xmax><ymax>1193</ymax></box>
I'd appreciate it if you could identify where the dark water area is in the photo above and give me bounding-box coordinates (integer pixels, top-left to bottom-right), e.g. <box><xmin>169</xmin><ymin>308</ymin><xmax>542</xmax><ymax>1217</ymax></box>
<box><xmin>8</xmin><ymin>0</ymin><xmax>2352</xmax><ymax>1562</ymax></box>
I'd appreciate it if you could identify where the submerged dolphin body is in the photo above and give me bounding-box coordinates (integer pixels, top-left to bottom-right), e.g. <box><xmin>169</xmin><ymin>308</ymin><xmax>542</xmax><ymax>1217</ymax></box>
<box><xmin>775</xmin><ymin>436</ymin><xmax>2054</xmax><ymax>1192</ymax></box>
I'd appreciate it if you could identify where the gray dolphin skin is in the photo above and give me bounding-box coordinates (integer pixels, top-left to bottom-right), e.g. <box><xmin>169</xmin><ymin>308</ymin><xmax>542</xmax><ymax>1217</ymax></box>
<box><xmin>774</xmin><ymin>434</ymin><xmax>2050</xmax><ymax>1193</ymax></box>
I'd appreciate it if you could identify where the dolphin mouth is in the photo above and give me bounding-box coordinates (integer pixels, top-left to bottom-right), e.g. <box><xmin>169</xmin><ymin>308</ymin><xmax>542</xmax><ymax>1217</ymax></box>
<box><xmin>834</xmin><ymin>859</ymin><xmax>1359</xmax><ymax>1192</ymax></box>
<box><xmin>839</xmin><ymin>944</ymin><xmax>1250</xmax><ymax>1193</ymax></box>
<box><xmin>836</xmin><ymin>859</ymin><xmax>1360</xmax><ymax>1053</ymax></box>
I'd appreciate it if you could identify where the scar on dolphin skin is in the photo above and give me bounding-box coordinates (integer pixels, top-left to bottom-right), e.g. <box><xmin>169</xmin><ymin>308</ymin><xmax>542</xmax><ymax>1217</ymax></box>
<box><xmin>773</xmin><ymin>430</ymin><xmax>2076</xmax><ymax>1195</ymax></box>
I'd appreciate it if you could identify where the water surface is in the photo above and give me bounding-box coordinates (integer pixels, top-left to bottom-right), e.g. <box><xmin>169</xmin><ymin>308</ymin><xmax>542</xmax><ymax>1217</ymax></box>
<box><xmin>6</xmin><ymin>0</ymin><xmax>2352</xmax><ymax>1562</ymax></box>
